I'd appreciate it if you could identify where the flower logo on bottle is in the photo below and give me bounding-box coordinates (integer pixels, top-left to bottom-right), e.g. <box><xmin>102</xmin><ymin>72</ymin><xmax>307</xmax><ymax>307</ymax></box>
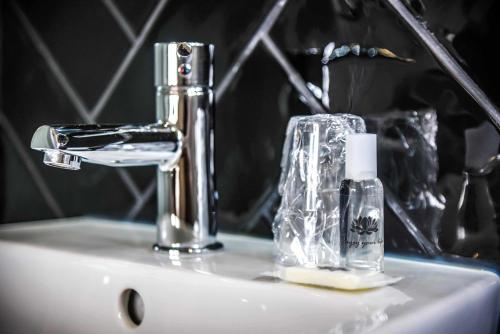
<box><xmin>350</xmin><ymin>216</ymin><xmax>378</xmax><ymax>235</ymax></box>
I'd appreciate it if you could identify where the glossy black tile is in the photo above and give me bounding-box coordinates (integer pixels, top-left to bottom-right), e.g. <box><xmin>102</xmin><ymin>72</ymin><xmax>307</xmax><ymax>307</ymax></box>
<box><xmin>1</xmin><ymin>136</ymin><xmax>56</xmax><ymax>222</ymax></box>
<box><xmin>14</xmin><ymin>0</ymin><xmax>130</xmax><ymax>109</ymax></box>
<box><xmin>2</xmin><ymin>4</ymin><xmax>137</xmax><ymax>222</ymax></box>
<box><xmin>215</xmin><ymin>44</ymin><xmax>291</xmax><ymax>233</ymax></box>
<box><xmin>112</xmin><ymin>0</ymin><xmax>158</xmax><ymax>34</ymax></box>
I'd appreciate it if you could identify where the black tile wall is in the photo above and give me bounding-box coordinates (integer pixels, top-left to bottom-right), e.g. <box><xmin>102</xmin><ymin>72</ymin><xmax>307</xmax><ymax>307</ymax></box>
<box><xmin>17</xmin><ymin>0</ymin><xmax>131</xmax><ymax>108</ymax></box>
<box><xmin>1</xmin><ymin>0</ymin><xmax>499</xmax><ymax>257</ymax></box>
<box><xmin>2</xmin><ymin>2</ymin><xmax>136</xmax><ymax>221</ymax></box>
<box><xmin>112</xmin><ymin>0</ymin><xmax>159</xmax><ymax>34</ymax></box>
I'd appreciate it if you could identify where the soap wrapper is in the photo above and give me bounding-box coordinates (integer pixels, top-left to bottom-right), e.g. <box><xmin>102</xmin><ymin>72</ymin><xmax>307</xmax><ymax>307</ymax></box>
<box><xmin>274</xmin><ymin>266</ymin><xmax>403</xmax><ymax>291</ymax></box>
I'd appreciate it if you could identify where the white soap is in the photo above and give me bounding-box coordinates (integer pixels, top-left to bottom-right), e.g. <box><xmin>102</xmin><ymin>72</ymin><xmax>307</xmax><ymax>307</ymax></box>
<box><xmin>277</xmin><ymin>266</ymin><xmax>402</xmax><ymax>290</ymax></box>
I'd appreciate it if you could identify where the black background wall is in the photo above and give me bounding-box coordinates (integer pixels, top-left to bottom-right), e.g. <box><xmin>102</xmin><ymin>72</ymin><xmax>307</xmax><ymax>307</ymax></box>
<box><xmin>1</xmin><ymin>0</ymin><xmax>499</xmax><ymax>259</ymax></box>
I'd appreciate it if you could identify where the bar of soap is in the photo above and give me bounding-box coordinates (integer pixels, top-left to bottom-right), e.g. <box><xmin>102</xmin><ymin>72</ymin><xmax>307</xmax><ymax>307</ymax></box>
<box><xmin>277</xmin><ymin>266</ymin><xmax>402</xmax><ymax>290</ymax></box>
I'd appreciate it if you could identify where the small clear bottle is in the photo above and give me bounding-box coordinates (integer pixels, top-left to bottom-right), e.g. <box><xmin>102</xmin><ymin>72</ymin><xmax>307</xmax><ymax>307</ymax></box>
<box><xmin>340</xmin><ymin>134</ymin><xmax>384</xmax><ymax>272</ymax></box>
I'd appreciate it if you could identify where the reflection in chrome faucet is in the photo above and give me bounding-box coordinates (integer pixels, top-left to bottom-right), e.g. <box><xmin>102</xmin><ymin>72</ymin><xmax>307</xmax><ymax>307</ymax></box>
<box><xmin>31</xmin><ymin>123</ymin><xmax>183</xmax><ymax>170</ymax></box>
<box><xmin>30</xmin><ymin>42</ymin><xmax>222</xmax><ymax>253</ymax></box>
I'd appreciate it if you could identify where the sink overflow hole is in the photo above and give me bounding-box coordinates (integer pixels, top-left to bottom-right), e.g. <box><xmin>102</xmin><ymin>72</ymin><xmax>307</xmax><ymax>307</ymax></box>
<box><xmin>121</xmin><ymin>289</ymin><xmax>144</xmax><ymax>327</ymax></box>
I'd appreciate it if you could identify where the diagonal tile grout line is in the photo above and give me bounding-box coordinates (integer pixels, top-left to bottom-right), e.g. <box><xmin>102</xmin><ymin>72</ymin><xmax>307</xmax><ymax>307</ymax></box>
<box><xmin>261</xmin><ymin>34</ymin><xmax>327</xmax><ymax>114</ymax></box>
<box><xmin>11</xmin><ymin>1</ymin><xmax>92</xmax><ymax>123</ymax></box>
<box><xmin>116</xmin><ymin>168</ymin><xmax>141</xmax><ymax>200</ymax></box>
<box><xmin>90</xmin><ymin>0</ymin><xmax>170</xmax><ymax>120</ymax></box>
<box><xmin>11</xmin><ymin>1</ymin><xmax>151</xmax><ymax>204</ymax></box>
<box><xmin>126</xmin><ymin>178</ymin><xmax>156</xmax><ymax>220</ymax></box>
<box><xmin>114</xmin><ymin>169</ymin><xmax>140</xmax><ymax>201</ymax></box>
<box><xmin>0</xmin><ymin>112</ymin><xmax>65</xmax><ymax>218</ymax></box>
<box><xmin>215</xmin><ymin>0</ymin><xmax>288</xmax><ymax>101</ymax></box>
<box><xmin>102</xmin><ymin>0</ymin><xmax>137</xmax><ymax>43</ymax></box>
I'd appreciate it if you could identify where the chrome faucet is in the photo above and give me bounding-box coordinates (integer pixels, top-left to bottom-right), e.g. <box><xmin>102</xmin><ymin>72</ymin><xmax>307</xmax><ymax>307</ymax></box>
<box><xmin>30</xmin><ymin>42</ymin><xmax>222</xmax><ymax>253</ymax></box>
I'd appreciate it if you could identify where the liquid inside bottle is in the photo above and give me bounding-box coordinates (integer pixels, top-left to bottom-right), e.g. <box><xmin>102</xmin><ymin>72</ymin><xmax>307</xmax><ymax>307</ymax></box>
<box><xmin>340</xmin><ymin>178</ymin><xmax>384</xmax><ymax>272</ymax></box>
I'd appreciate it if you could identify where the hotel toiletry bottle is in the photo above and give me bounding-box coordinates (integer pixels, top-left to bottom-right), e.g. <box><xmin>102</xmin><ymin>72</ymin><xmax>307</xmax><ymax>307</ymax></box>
<box><xmin>340</xmin><ymin>134</ymin><xmax>384</xmax><ymax>272</ymax></box>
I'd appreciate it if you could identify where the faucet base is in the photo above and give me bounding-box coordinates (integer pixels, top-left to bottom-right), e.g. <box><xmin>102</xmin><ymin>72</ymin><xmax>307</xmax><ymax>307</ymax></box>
<box><xmin>152</xmin><ymin>241</ymin><xmax>223</xmax><ymax>254</ymax></box>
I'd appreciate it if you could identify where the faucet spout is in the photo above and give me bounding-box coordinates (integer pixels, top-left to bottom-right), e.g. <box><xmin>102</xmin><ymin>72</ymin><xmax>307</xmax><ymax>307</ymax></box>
<box><xmin>30</xmin><ymin>42</ymin><xmax>221</xmax><ymax>253</ymax></box>
<box><xmin>31</xmin><ymin>124</ymin><xmax>183</xmax><ymax>171</ymax></box>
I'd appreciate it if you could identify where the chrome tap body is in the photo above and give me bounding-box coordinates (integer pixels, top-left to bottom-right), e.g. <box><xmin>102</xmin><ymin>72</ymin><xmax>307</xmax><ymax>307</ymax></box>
<box><xmin>30</xmin><ymin>42</ymin><xmax>221</xmax><ymax>253</ymax></box>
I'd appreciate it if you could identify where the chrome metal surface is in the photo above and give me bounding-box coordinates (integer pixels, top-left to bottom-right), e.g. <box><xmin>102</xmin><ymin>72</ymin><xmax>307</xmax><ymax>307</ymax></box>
<box><xmin>155</xmin><ymin>42</ymin><xmax>213</xmax><ymax>87</ymax></box>
<box><xmin>155</xmin><ymin>84</ymin><xmax>219</xmax><ymax>250</ymax></box>
<box><xmin>31</xmin><ymin>124</ymin><xmax>183</xmax><ymax>169</ymax></box>
<box><xmin>31</xmin><ymin>42</ymin><xmax>221</xmax><ymax>252</ymax></box>
<box><xmin>43</xmin><ymin>150</ymin><xmax>81</xmax><ymax>170</ymax></box>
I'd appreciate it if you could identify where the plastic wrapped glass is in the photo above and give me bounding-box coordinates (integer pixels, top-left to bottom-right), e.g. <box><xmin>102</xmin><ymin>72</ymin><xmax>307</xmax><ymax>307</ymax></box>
<box><xmin>366</xmin><ymin>109</ymin><xmax>445</xmax><ymax>254</ymax></box>
<box><xmin>273</xmin><ymin>113</ymin><xmax>366</xmax><ymax>267</ymax></box>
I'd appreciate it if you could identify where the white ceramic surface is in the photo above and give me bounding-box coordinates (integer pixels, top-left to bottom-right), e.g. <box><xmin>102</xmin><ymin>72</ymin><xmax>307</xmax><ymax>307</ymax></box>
<box><xmin>0</xmin><ymin>217</ymin><xmax>498</xmax><ymax>334</ymax></box>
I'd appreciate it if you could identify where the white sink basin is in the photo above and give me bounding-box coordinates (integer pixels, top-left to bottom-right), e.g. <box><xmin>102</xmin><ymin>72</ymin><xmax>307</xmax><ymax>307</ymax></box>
<box><xmin>0</xmin><ymin>217</ymin><xmax>498</xmax><ymax>334</ymax></box>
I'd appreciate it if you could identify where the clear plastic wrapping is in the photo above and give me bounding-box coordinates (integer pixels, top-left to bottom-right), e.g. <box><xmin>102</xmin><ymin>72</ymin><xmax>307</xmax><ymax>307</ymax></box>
<box><xmin>366</xmin><ymin>110</ymin><xmax>445</xmax><ymax>252</ymax></box>
<box><xmin>273</xmin><ymin>114</ymin><xmax>366</xmax><ymax>267</ymax></box>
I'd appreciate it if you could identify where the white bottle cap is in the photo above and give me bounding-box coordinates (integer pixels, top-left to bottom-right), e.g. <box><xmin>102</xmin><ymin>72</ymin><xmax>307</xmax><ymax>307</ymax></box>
<box><xmin>345</xmin><ymin>133</ymin><xmax>377</xmax><ymax>180</ymax></box>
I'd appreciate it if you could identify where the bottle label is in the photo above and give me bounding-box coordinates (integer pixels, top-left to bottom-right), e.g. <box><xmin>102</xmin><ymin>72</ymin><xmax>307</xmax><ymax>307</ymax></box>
<box><xmin>350</xmin><ymin>216</ymin><xmax>379</xmax><ymax>235</ymax></box>
<box><xmin>347</xmin><ymin>216</ymin><xmax>384</xmax><ymax>249</ymax></box>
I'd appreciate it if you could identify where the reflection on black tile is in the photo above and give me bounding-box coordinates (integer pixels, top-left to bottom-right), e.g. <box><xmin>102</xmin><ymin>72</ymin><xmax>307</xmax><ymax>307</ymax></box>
<box><xmin>424</xmin><ymin>0</ymin><xmax>500</xmax><ymax>108</ymax></box>
<box><xmin>271</xmin><ymin>0</ymin><xmax>490</xmax><ymax>125</ymax></box>
<box><xmin>272</xmin><ymin>0</ymin><xmax>433</xmax><ymax>116</ymax></box>
<box><xmin>15</xmin><ymin>0</ymin><xmax>130</xmax><ymax>108</ymax></box>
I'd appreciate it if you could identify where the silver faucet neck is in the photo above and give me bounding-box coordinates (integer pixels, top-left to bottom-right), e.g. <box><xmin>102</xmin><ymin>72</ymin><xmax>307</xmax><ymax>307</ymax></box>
<box><xmin>154</xmin><ymin>42</ymin><xmax>220</xmax><ymax>252</ymax></box>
